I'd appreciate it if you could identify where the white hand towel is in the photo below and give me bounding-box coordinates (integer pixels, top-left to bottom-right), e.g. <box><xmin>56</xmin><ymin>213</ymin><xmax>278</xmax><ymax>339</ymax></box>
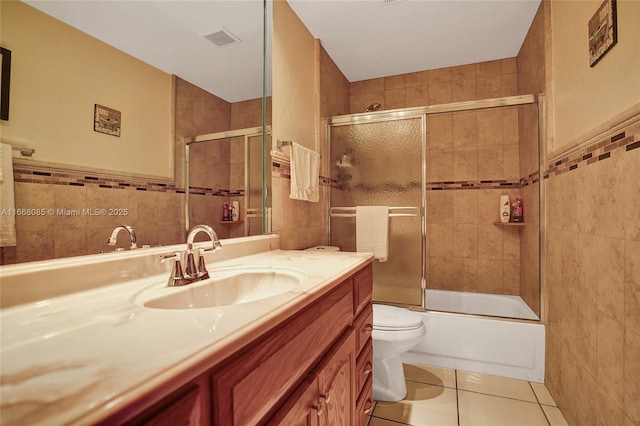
<box><xmin>289</xmin><ymin>142</ymin><xmax>319</xmax><ymax>202</ymax></box>
<box><xmin>0</xmin><ymin>143</ymin><xmax>17</xmax><ymax>247</ymax></box>
<box><xmin>356</xmin><ymin>206</ymin><xmax>389</xmax><ymax>262</ymax></box>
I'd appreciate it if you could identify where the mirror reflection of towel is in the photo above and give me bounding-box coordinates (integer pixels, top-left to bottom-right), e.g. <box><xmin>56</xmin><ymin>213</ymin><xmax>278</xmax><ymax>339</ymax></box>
<box><xmin>356</xmin><ymin>206</ymin><xmax>389</xmax><ymax>262</ymax></box>
<box><xmin>289</xmin><ymin>142</ymin><xmax>319</xmax><ymax>202</ymax></box>
<box><xmin>0</xmin><ymin>144</ymin><xmax>17</xmax><ymax>247</ymax></box>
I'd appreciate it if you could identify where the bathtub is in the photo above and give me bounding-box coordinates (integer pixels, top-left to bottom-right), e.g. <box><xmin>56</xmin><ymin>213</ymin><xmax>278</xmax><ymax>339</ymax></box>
<box><xmin>402</xmin><ymin>293</ymin><xmax>545</xmax><ymax>382</ymax></box>
<box><xmin>425</xmin><ymin>289</ymin><xmax>539</xmax><ymax>320</ymax></box>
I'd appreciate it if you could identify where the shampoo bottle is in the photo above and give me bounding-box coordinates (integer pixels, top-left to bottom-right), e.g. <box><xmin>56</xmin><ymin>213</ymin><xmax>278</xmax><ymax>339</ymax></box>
<box><xmin>511</xmin><ymin>196</ymin><xmax>524</xmax><ymax>222</ymax></box>
<box><xmin>500</xmin><ymin>195</ymin><xmax>511</xmax><ymax>223</ymax></box>
<box><xmin>232</xmin><ymin>201</ymin><xmax>239</xmax><ymax>222</ymax></box>
<box><xmin>223</xmin><ymin>203</ymin><xmax>230</xmax><ymax>221</ymax></box>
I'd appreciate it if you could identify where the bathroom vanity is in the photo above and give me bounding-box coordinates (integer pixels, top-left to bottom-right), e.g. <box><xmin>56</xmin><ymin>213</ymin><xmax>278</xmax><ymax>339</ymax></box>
<box><xmin>0</xmin><ymin>236</ymin><xmax>373</xmax><ymax>425</ymax></box>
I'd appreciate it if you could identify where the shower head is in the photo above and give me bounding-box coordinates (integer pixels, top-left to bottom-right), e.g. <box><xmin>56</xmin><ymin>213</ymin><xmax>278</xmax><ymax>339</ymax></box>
<box><xmin>365</xmin><ymin>103</ymin><xmax>381</xmax><ymax>112</ymax></box>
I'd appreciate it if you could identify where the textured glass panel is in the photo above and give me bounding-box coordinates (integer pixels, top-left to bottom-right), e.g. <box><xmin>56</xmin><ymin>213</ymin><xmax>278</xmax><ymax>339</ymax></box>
<box><xmin>330</xmin><ymin>119</ymin><xmax>423</xmax><ymax>306</ymax></box>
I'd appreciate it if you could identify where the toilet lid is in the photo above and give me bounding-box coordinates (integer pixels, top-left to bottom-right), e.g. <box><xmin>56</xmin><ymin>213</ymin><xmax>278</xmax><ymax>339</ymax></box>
<box><xmin>373</xmin><ymin>304</ymin><xmax>423</xmax><ymax>331</ymax></box>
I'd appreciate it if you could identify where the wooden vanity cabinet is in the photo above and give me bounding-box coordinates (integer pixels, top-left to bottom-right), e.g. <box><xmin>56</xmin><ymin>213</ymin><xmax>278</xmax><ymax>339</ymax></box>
<box><xmin>118</xmin><ymin>262</ymin><xmax>373</xmax><ymax>426</ymax></box>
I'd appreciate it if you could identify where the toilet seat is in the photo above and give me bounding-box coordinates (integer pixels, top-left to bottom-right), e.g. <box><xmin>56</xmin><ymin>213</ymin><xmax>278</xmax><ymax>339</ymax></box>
<box><xmin>373</xmin><ymin>304</ymin><xmax>423</xmax><ymax>331</ymax></box>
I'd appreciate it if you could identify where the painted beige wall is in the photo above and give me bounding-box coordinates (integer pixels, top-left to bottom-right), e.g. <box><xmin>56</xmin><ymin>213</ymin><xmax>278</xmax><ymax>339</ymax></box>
<box><xmin>272</xmin><ymin>0</ymin><xmax>317</xmax><ymax>151</ymax></box>
<box><xmin>551</xmin><ymin>0</ymin><xmax>640</xmax><ymax>150</ymax></box>
<box><xmin>0</xmin><ymin>1</ymin><xmax>173</xmax><ymax>178</ymax></box>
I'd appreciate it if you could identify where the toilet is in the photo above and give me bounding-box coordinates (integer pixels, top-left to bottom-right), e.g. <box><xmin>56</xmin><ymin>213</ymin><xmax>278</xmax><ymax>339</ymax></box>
<box><xmin>372</xmin><ymin>304</ymin><xmax>426</xmax><ymax>402</ymax></box>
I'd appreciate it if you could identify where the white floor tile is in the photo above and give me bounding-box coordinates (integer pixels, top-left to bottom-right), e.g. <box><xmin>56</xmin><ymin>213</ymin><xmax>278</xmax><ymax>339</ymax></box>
<box><xmin>542</xmin><ymin>405</ymin><xmax>570</xmax><ymax>426</ymax></box>
<box><xmin>530</xmin><ymin>382</ymin><xmax>557</xmax><ymax>406</ymax></box>
<box><xmin>373</xmin><ymin>381</ymin><xmax>458</xmax><ymax>426</ymax></box>
<box><xmin>458</xmin><ymin>390</ymin><xmax>549</xmax><ymax>426</ymax></box>
<box><xmin>403</xmin><ymin>363</ymin><xmax>457</xmax><ymax>388</ymax></box>
<box><xmin>457</xmin><ymin>370</ymin><xmax>538</xmax><ymax>402</ymax></box>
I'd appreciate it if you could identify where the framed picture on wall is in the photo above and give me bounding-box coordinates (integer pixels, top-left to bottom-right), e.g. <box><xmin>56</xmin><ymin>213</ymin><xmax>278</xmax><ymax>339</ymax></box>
<box><xmin>589</xmin><ymin>0</ymin><xmax>617</xmax><ymax>67</ymax></box>
<box><xmin>94</xmin><ymin>104</ymin><xmax>121</xmax><ymax>137</ymax></box>
<box><xmin>0</xmin><ymin>47</ymin><xmax>11</xmax><ymax>121</ymax></box>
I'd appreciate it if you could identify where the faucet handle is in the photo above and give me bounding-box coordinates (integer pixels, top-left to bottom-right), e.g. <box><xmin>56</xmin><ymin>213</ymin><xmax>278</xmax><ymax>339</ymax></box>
<box><xmin>196</xmin><ymin>248</ymin><xmax>210</xmax><ymax>280</ymax></box>
<box><xmin>184</xmin><ymin>250</ymin><xmax>198</xmax><ymax>278</ymax></box>
<box><xmin>160</xmin><ymin>252</ymin><xmax>187</xmax><ymax>287</ymax></box>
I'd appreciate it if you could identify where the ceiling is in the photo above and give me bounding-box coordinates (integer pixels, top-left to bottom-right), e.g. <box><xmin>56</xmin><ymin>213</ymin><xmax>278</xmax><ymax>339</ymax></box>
<box><xmin>25</xmin><ymin>0</ymin><xmax>541</xmax><ymax>103</ymax></box>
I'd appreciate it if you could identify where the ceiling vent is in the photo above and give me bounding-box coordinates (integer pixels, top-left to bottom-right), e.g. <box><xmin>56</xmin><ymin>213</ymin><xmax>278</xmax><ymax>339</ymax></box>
<box><xmin>202</xmin><ymin>26</ymin><xmax>241</xmax><ymax>47</ymax></box>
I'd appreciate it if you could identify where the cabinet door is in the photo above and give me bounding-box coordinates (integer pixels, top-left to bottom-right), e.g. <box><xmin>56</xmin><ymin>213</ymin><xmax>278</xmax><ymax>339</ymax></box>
<box><xmin>318</xmin><ymin>330</ymin><xmax>356</xmax><ymax>426</ymax></box>
<box><xmin>267</xmin><ymin>375</ymin><xmax>320</xmax><ymax>426</ymax></box>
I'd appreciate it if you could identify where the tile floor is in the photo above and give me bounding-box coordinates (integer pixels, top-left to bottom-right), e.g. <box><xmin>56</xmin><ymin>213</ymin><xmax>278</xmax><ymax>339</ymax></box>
<box><xmin>366</xmin><ymin>363</ymin><xmax>569</xmax><ymax>426</ymax></box>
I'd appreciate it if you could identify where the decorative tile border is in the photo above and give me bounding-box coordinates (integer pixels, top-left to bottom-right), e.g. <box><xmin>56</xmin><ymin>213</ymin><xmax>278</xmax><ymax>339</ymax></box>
<box><xmin>13</xmin><ymin>162</ymin><xmax>242</xmax><ymax>196</ymax></box>
<box><xmin>544</xmin><ymin>118</ymin><xmax>640</xmax><ymax>180</ymax></box>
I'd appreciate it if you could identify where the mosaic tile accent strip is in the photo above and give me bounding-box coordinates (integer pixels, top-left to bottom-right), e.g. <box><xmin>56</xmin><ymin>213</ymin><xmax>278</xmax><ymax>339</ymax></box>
<box><xmin>544</xmin><ymin>116</ymin><xmax>640</xmax><ymax>179</ymax></box>
<box><xmin>13</xmin><ymin>161</ymin><xmax>242</xmax><ymax>196</ymax></box>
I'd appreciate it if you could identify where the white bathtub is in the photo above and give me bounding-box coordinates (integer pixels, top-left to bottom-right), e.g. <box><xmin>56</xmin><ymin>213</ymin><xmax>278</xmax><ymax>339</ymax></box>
<box><xmin>401</xmin><ymin>290</ymin><xmax>545</xmax><ymax>382</ymax></box>
<box><xmin>425</xmin><ymin>289</ymin><xmax>539</xmax><ymax>320</ymax></box>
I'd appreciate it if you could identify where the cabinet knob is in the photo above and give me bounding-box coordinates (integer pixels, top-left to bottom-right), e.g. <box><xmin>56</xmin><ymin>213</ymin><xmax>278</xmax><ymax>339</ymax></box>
<box><xmin>363</xmin><ymin>362</ymin><xmax>373</xmax><ymax>376</ymax></box>
<box><xmin>363</xmin><ymin>399</ymin><xmax>373</xmax><ymax>415</ymax></box>
<box><xmin>320</xmin><ymin>391</ymin><xmax>331</xmax><ymax>404</ymax></box>
<box><xmin>363</xmin><ymin>324</ymin><xmax>373</xmax><ymax>332</ymax></box>
<box><xmin>313</xmin><ymin>400</ymin><xmax>324</xmax><ymax>416</ymax></box>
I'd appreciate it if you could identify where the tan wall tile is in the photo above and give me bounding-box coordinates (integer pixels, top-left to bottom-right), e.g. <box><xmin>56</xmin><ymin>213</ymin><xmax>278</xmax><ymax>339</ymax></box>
<box><xmin>54</xmin><ymin>229</ymin><xmax>87</xmax><ymax>258</ymax></box>
<box><xmin>428</xmin><ymin>191</ymin><xmax>453</xmax><ymax>224</ymax></box>
<box><xmin>596</xmin><ymin>312</ymin><xmax>624</xmax><ymax>403</ymax></box>
<box><xmin>405</xmin><ymin>70</ymin><xmax>429</xmax><ymax>88</ymax></box>
<box><xmin>384</xmin><ymin>74</ymin><xmax>406</xmax><ymax>90</ymax></box>
<box><xmin>14</xmin><ymin>183</ymin><xmax>55</xmax><ymax>232</ymax></box>
<box><xmin>428</xmin><ymin>82</ymin><xmax>452</xmax><ymax>105</ymax></box>
<box><xmin>575</xmin><ymin>301</ymin><xmax>598</xmax><ymax>377</ymax></box>
<box><xmin>452</xmin><ymin>148</ymin><xmax>478</xmax><ymax>181</ymax></box>
<box><xmin>16</xmin><ymin>230</ymin><xmax>55</xmax><ymax>262</ymax></box>
<box><xmin>477</xmin><ymin>74</ymin><xmax>502</xmax><ymax>98</ymax></box>
<box><xmin>624</xmin><ymin>328</ymin><xmax>640</xmax><ymax>423</ymax></box>
<box><xmin>502</xmin><ymin>260</ymin><xmax>520</xmax><ymax>295</ymax></box>
<box><xmin>384</xmin><ymin>87</ymin><xmax>407</xmax><ymax>110</ymax></box>
<box><xmin>452</xmin><ymin>190</ymin><xmax>478</xmax><ymax>224</ymax></box>
<box><xmin>476</xmin><ymin>59</ymin><xmax>503</xmax><ymax>76</ymax></box>
<box><xmin>477</xmin><ymin>224</ymin><xmax>504</xmax><ymax>260</ymax></box>
<box><xmin>451</xmin><ymin>63</ymin><xmax>476</xmax><ymax>81</ymax></box>
<box><xmin>453</xmin><ymin>223</ymin><xmax>477</xmax><ymax>258</ymax></box>
<box><xmin>54</xmin><ymin>184</ymin><xmax>87</xmax><ymax>231</ymax></box>
<box><xmin>428</xmin><ymin>67</ymin><xmax>452</xmax><ymax>84</ymax></box>
<box><xmin>596</xmin><ymin>154</ymin><xmax>625</xmax><ymax>239</ymax></box>
<box><xmin>625</xmin><ymin>239</ymin><xmax>640</xmax><ymax>332</ymax></box>
<box><xmin>406</xmin><ymin>85</ymin><xmax>429</xmax><ymax>108</ymax></box>
<box><xmin>478</xmin><ymin>146</ymin><xmax>504</xmax><ymax>180</ymax></box>
<box><xmin>477</xmin><ymin>109</ymin><xmax>504</xmax><ymax>146</ymax></box>
<box><xmin>597</xmin><ymin>236</ymin><xmax>625</xmax><ymax>323</ymax></box>
<box><xmin>429</xmin><ymin>223</ymin><xmax>454</xmax><ymax>258</ymax></box>
<box><xmin>624</xmin><ymin>146</ymin><xmax>640</xmax><ymax>241</ymax></box>
<box><xmin>428</xmin><ymin>149</ymin><xmax>453</xmax><ymax>182</ymax></box>
<box><xmin>451</xmin><ymin>78</ymin><xmax>477</xmax><ymax>102</ymax></box>
<box><xmin>476</xmin><ymin>258</ymin><xmax>503</xmax><ymax>293</ymax></box>
<box><xmin>427</xmin><ymin>114</ymin><xmax>453</xmax><ymax>150</ymax></box>
<box><xmin>452</xmin><ymin>111</ymin><xmax>478</xmax><ymax>148</ymax></box>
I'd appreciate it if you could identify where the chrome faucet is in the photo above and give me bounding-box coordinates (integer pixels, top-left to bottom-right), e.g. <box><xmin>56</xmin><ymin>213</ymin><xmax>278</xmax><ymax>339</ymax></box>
<box><xmin>107</xmin><ymin>225</ymin><xmax>137</xmax><ymax>250</ymax></box>
<box><xmin>161</xmin><ymin>225</ymin><xmax>222</xmax><ymax>287</ymax></box>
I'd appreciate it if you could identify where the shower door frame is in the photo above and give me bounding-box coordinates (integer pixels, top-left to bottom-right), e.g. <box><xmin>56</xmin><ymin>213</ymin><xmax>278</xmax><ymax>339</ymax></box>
<box><xmin>326</xmin><ymin>94</ymin><xmax>543</xmax><ymax>316</ymax></box>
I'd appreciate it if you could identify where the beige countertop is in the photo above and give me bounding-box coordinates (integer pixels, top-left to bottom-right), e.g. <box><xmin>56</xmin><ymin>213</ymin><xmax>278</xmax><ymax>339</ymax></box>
<box><xmin>0</xmin><ymin>248</ymin><xmax>372</xmax><ymax>425</ymax></box>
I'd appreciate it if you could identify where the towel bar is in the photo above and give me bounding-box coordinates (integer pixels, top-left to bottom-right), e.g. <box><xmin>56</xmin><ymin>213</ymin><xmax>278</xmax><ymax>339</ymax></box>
<box><xmin>329</xmin><ymin>206</ymin><xmax>419</xmax><ymax>218</ymax></box>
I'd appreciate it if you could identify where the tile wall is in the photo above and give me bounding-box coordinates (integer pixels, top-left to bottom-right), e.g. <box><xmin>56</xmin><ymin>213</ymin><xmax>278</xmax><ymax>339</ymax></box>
<box><xmin>544</xmin><ymin>118</ymin><xmax>640</xmax><ymax>426</ymax></box>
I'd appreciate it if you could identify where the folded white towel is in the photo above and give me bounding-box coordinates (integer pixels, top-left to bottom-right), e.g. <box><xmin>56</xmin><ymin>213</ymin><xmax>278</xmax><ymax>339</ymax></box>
<box><xmin>0</xmin><ymin>143</ymin><xmax>17</xmax><ymax>247</ymax></box>
<box><xmin>289</xmin><ymin>142</ymin><xmax>319</xmax><ymax>202</ymax></box>
<box><xmin>356</xmin><ymin>206</ymin><xmax>389</xmax><ymax>262</ymax></box>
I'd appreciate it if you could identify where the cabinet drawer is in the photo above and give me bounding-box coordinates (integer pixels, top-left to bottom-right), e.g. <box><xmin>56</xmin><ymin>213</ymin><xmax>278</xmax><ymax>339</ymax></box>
<box><xmin>212</xmin><ymin>282</ymin><xmax>353</xmax><ymax>426</ymax></box>
<box><xmin>356</xmin><ymin>376</ymin><xmax>373</xmax><ymax>426</ymax></box>
<box><xmin>354</xmin><ymin>304</ymin><xmax>373</xmax><ymax>355</ymax></box>
<box><xmin>356</xmin><ymin>341</ymin><xmax>372</xmax><ymax>397</ymax></box>
<box><xmin>353</xmin><ymin>264</ymin><xmax>373</xmax><ymax>315</ymax></box>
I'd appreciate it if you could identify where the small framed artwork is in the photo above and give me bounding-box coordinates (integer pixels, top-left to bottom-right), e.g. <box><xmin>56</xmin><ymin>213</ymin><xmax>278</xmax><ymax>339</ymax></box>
<box><xmin>94</xmin><ymin>104</ymin><xmax>121</xmax><ymax>137</ymax></box>
<box><xmin>589</xmin><ymin>0</ymin><xmax>617</xmax><ymax>67</ymax></box>
<box><xmin>1</xmin><ymin>47</ymin><xmax>11</xmax><ymax>121</ymax></box>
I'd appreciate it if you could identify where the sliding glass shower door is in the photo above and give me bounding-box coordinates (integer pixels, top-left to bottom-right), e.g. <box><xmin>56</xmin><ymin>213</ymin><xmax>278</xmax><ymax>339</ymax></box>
<box><xmin>329</xmin><ymin>117</ymin><xmax>425</xmax><ymax>307</ymax></box>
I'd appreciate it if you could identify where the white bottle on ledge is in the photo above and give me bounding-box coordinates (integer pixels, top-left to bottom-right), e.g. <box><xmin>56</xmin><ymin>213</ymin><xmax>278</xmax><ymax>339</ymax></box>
<box><xmin>500</xmin><ymin>195</ymin><xmax>511</xmax><ymax>223</ymax></box>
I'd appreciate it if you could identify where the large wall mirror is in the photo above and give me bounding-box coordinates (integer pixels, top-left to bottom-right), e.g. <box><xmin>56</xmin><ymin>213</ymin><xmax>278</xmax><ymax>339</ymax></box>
<box><xmin>0</xmin><ymin>1</ymin><xmax>271</xmax><ymax>264</ymax></box>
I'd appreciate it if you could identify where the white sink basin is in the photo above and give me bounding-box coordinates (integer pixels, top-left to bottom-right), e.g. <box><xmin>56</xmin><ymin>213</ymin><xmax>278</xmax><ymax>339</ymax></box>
<box><xmin>135</xmin><ymin>266</ymin><xmax>304</xmax><ymax>309</ymax></box>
